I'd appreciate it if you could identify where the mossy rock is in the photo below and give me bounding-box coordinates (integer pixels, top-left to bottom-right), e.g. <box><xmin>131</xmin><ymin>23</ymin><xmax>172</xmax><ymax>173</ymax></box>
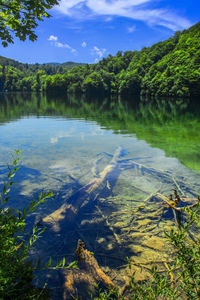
<box><xmin>129</xmin><ymin>244</ymin><xmax>144</xmax><ymax>254</ymax></box>
<box><xmin>129</xmin><ymin>232</ymin><xmax>147</xmax><ymax>239</ymax></box>
<box><xmin>131</xmin><ymin>248</ymin><xmax>168</xmax><ymax>264</ymax></box>
<box><xmin>113</xmin><ymin>221</ymin><xmax>127</xmax><ymax>228</ymax></box>
<box><xmin>135</xmin><ymin>218</ymin><xmax>152</xmax><ymax>229</ymax></box>
<box><xmin>141</xmin><ymin>236</ymin><xmax>166</xmax><ymax>251</ymax></box>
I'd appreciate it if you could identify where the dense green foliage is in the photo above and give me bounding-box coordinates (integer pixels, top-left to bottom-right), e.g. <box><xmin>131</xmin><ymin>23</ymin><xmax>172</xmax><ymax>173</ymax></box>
<box><xmin>0</xmin><ymin>22</ymin><xmax>199</xmax><ymax>97</ymax></box>
<box><xmin>0</xmin><ymin>0</ymin><xmax>59</xmax><ymax>47</ymax></box>
<box><xmin>0</xmin><ymin>55</ymin><xmax>85</xmax><ymax>92</ymax></box>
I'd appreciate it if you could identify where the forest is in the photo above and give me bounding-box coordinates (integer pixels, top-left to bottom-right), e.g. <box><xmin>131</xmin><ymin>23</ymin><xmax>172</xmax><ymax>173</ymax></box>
<box><xmin>0</xmin><ymin>22</ymin><xmax>199</xmax><ymax>98</ymax></box>
<box><xmin>1</xmin><ymin>1</ymin><xmax>200</xmax><ymax>297</ymax></box>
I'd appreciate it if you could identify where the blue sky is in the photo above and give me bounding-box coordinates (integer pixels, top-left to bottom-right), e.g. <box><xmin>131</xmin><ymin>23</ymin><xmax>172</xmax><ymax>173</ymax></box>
<box><xmin>1</xmin><ymin>0</ymin><xmax>199</xmax><ymax>64</ymax></box>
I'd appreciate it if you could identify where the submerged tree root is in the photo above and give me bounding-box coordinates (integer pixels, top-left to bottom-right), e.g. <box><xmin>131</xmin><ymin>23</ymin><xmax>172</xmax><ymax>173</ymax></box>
<box><xmin>62</xmin><ymin>240</ymin><xmax>114</xmax><ymax>300</ymax></box>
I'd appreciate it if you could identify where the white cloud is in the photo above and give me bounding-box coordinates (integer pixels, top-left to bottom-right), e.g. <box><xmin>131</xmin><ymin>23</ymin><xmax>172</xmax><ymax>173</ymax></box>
<box><xmin>55</xmin><ymin>41</ymin><xmax>77</xmax><ymax>53</ymax></box>
<box><xmin>48</xmin><ymin>36</ymin><xmax>77</xmax><ymax>53</ymax></box>
<box><xmin>51</xmin><ymin>137</ymin><xmax>58</xmax><ymax>144</ymax></box>
<box><xmin>48</xmin><ymin>35</ymin><xmax>58</xmax><ymax>41</ymax></box>
<box><xmin>91</xmin><ymin>127</ymin><xmax>104</xmax><ymax>136</ymax></box>
<box><xmin>55</xmin><ymin>0</ymin><xmax>192</xmax><ymax>31</ymax></box>
<box><xmin>92</xmin><ymin>46</ymin><xmax>106</xmax><ymax>58</ymax></box>
<box><xmin>50</xmin><ymin>130</ymin><xmax>75</xmax><ymax>144</ymax></box>
<box><xmin>81</xmin><ymin>41</ymin><xmax>87</xmax><ymax>47</ymax></box>
<box><xmin>128</xmin><ymin>25</ymin><xmax>136</xmax><ymax>33</ymax></box>
<box><xmin>55</xmin><ymin>0</ymin><xmax>85</xmax><ymax>15</ymax></box>
<box><xmin>104</xmin><ymin>16</ymin><xmax>113</xmax><ymax>22</ymax></box>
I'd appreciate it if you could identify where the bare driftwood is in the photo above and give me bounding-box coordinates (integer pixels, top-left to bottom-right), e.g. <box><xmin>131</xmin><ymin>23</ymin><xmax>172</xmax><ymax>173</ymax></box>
<box><xmin>62</xmin><ymin>240</ymin><xmax>114</xmax><ymax>300</ymax></box>
<box><xmin>43</xmin><ymin>147</ymin><xmax>123</xmax><ymax>231</ymax></box>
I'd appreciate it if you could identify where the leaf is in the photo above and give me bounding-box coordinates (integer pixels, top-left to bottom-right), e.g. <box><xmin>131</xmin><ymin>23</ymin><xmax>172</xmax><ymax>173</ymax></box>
<box><xmin>23</xmin><ymin>207</ymin><xmax>26</xmax><ymax>217</ymax></box>
<box><xmin>16</xmin><ymin>149</ymin><xmax>21</xmax><ymax>156</ymax></box>
<box><xmin>62</xmin><ymin>257</ymin><xmax>66</xmax><ymax>267</ymax></box>
<box><xmin>8</xmin><ymin>171</ymin><xmax>15</xmax><ymax>180</ymax></box>
<box><xmin>13</xmin><ymin>159</ymin><xmax>18</xmax><ymax>166</ymax></box>
<box><xmin>45</xmin><ymin>257</ymin><xmax>52</xmax><ymax>268</ymax></box>
<box><xmin>13</xmin><ymin>167</ymin><xmax>20</xmax><ymax>172</ymax></box>
<box><xmin>38</xmin><ymin>192</ymin><xmax>42</xmax><ymax>201</ymax></box>
<box><xmin>55</xmin><ymin>259</ymin><xmax>63</xmax><ymax>268</ymax></box>
<box><xmin>5</xmin><ymin>188</ymin><xmax>10</xmax><ymax>195</ymax></box>
<box><xmin>66</xmin><ymin>260</ymin><xmax>78</xmax><ymax>269</ymax></box>
<box><xmin>3</xmin><ymin>196</ymin><xmax>9</xmax><ymax>204</ymax></box>
<box><xmin>3</xmin><ymin>185</ymin><xmax>7</xmax><ymax>195</ymax></box>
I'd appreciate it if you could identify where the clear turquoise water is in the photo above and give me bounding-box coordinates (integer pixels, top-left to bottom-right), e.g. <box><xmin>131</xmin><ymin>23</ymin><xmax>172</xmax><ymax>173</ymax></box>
<box><xmin>1</xmin><ymin>93</ymin><xmax>200</xmax><ymax>295</ymax></box>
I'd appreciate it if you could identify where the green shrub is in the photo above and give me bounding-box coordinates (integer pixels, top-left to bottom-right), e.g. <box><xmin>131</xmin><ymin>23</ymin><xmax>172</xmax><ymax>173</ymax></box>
<box><xmin>0</xmin><ymin>150</ymin><xmax>54</xmax><ymax>299</ymax></box>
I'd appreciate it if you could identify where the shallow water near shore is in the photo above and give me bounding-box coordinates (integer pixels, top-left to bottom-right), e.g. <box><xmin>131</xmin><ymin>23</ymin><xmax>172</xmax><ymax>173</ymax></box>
<box><xmin>1</xmin><ymin>93</ymin><xmax>200</xmax><ymax>297</ymax></box>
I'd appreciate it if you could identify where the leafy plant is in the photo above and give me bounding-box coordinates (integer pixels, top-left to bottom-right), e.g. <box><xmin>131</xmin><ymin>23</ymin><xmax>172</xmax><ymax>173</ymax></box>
<box><xmin>0</xmin><ymin>0</ymin><xmax>59</xmax><ymax>47</ymax></box>
<box><xmin>0</xmin><ymin>151</ymin><xmax>77</xmax><ymax>299</ymax></box>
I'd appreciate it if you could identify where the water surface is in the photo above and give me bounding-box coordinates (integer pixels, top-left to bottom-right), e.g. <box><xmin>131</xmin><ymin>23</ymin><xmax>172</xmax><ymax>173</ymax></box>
<box><xmin>0</xmin><ymin>93</ymin><xmax>200</xmax><ymax>295</ymax></box>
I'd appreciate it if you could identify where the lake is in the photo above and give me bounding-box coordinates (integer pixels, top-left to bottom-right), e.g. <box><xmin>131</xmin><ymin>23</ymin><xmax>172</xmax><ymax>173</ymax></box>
<box><xmin>1</xmin><ymin>93</ymin><xmax>200</xmax><ymax>297</ymax></box>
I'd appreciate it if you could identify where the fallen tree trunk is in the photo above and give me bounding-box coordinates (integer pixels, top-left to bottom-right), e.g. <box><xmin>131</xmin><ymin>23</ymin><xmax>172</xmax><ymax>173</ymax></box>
<box><xmin>43</xmin><ymin>147</ymin><xmax>123</xmax><ymax>231</ymax></box>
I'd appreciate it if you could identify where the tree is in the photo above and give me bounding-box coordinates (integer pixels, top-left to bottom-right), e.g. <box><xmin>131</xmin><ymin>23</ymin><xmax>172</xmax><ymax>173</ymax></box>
<box><xmin>0</xmin><ymin>0</ymin><xmax>59</xmax><ymax>47</ymax></box>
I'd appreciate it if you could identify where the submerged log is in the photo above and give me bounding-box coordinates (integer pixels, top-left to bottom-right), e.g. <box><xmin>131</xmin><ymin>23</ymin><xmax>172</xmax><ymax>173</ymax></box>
<box><xmin>62</xmin><ymin>239</ymin><xmax>114</xmax><ymax>300</ymax></box>
<box><xmin>43</xmin><ymin>147</ymin><xmax>124</xmax><ymax>231</ymax></box>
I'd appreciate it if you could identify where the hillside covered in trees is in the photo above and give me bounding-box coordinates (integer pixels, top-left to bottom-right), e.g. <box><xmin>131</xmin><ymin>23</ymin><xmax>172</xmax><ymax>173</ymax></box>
<box><xmin>0</xmin><ymin>22</ymin><xmax>199</xmax><ymax>97</ymax></box>
<box><xmin>0</xmin><ymin>57</ymin><xmax>85</xmax><ymax>92</ymax></box>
